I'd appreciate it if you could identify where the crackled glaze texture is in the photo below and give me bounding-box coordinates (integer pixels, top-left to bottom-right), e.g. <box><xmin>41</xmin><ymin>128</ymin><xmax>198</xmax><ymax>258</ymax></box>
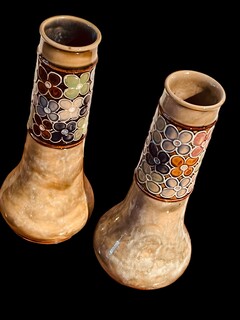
<box><xmin>0</xmin><ymin>15</ymin><xmax>101</xmax><ymax>244</ymax></box>
<box><xmin>93</xmin><ymin>70</ymin><xmax>226</xmax><ymax>289</ymax></box>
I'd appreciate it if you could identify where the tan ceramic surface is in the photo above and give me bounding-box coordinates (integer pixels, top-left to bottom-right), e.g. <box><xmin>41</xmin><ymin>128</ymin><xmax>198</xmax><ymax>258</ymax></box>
<box><xmin>39</xmin><ymin>15</ymin><xmax>101</xmax><ymax>68</ymax></box>
<box><xmin>94</xmin><ymin>180</ymin><xmax>191</xmax><ymax>289</ymax></box>
<box><xmin>93</xmin><ymin>70</ymin><xmax>226</xmax><ymax>290</ymax></box>
<box><xmin>161</xmin><ymin>70</ymin><xmax>226</xmax><ymax>126</ymax></box>
<box><xmin>0</xmin><ymin>134</ymin><xmax>94</xmax><ymax>244</ymax></box>
<box><xmin>0</xmin><ymin>15</ymin><xmax>101</xmax><ymax>244</ymax></box>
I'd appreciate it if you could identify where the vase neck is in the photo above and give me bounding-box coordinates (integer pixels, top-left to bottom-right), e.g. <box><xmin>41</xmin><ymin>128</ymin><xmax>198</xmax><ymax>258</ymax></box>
<box><xmin>160</xmin><ymin>70</ymin><xmax>226</xmax><ymax>127</ymax></box>
<box><xmin>135</xmin><ymin>70</ymin><xmax>226</xmax><ymax>202</ymax></box>
<box><xmin>27</xmin><ymin>54</ymin><xmax>97</xmax><ymax>149</ymax></box>
<box><xmin>26</xmin><ymin>15</ymin><xmax>101</xmax><ymax>149</ymax></box>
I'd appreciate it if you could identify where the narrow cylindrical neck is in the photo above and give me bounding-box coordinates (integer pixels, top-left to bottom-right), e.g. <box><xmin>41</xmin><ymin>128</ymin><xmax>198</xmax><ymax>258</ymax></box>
<box><xmin>27</xmin><ymin>15</ymin><xmax>102</xmax><ymax>149</ymax></box>
<box><xmin>135</xmin><ymin>70</ymin><xmax>226</xmax><ymax>202</ymax></box>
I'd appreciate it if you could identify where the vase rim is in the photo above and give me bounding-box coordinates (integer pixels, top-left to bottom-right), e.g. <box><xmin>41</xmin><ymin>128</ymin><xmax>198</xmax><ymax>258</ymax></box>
<box><xmin>164</xmin><ymin>70</ymin><xmax>226</xmax><ymax>111</ymax></box>
<box><xmin>39</xmin><ymin>15</ymin><xmax>102</xmax><ymax>52</ymax></box>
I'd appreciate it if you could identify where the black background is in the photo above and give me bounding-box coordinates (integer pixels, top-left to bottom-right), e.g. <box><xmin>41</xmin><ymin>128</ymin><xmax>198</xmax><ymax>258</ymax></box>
<box><xmin>0</xmin><ymin>2</ymin><xmax>237</xmax><ymax>317</ymax></box>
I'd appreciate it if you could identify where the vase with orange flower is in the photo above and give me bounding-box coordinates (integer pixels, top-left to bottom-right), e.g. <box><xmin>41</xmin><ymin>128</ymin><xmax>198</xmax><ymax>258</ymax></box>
<box><xmin>93</xmin><ymin>70</ymin><xmax>226</xmax><ymax>290</ymax></box>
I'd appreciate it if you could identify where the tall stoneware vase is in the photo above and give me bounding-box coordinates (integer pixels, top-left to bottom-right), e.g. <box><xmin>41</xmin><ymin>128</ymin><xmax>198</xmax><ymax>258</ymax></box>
<box><xmin>0</xmin><ymin>15</ymin><xmax>101</xmax><ymax>244</ymax></box>
<box><xmin>93</xmin><ymin>70</ymin><xmax>226</xmax><ymax>289</ymax></box>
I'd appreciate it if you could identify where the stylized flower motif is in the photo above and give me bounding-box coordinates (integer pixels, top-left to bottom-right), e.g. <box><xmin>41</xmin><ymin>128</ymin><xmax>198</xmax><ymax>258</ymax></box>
<box><xmin>170</xmin><ymin>155</ymin><xmax>198</xmax><ymax>177</ymax></box>
<box><xmin>136</xmin><ymin>160</ymin><xmax>164</xmax><ymax>194</ymax></box>
<box><xmin>90</xmin><ymin>67</ymin><xmax>96</xmax><ymax>90</ymax></box>
<box><xmin>79</xmin><ymin>93</ymin><xmax>91</xmax><ymax>116</ymax></box>
<box><xmin>32</xmin><ymin>113</ymin><xmax>52</xmax><ymax>140</ymax></box>
<box><xmin>51</xmin><ymin>121</ymin><xmax>77</xmax><ymax>143</ymax></box>
<box><xmin>162</xmin><ymin>124</ymin><xmax>193</xmax><ymax>155</ymax></box>
<box><xmin>161</xmin><ymin>177</ymin><xmax>192</xmax><ymax>199</ymax></box>
<box><xmin>146</xmin><ymin>142</ymin><xmax>170</xmax><ymax>174</ymax></box>
<box><xmin>191</xmin><ymin>129</ymin><xmax>213</xmax><ymax>157</ymax></box>
<box><xmin>74</xmin><ymin>115</ymin><xmax>89</xmax><ymax>141</ymax></box>
<box><xmin>58</xmin><ymin>97</ymin><xmax>83</xmax><ymax>121</ymax></box>
<box><xmin>37</xmin><ymin>95</ymin><xmax>59</xmax><ymax>121</ymax></box>
<box><xmin>149</xmin><ymin>113</ymin><xmax>166</xmax><ymax>144</ymax></box>
<box><xmin>27</xmin><ymin>91</ymin><xmax>38</xmax><ymax>129</ymax></box>
<box><xmin>64</xmin><ymin>72</ymin><xmax>90</xmax><ymax>99</ymax></box>
<box><xmin>37</xmin><ymin>65</ymin><xmax>63</xmax><ymax>99</ymax></box>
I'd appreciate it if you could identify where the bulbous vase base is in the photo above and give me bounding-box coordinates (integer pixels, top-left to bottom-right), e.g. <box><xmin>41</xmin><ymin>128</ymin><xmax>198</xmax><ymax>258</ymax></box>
<box><xmin>93</xmin><ymin>181</ymin><xmax>192</xmax><ymax>290</ymax></box>
<box><xmin>94</xmin><ymin>230</ymin><xmax>191</xmax><ymax>290</ymax></box>
<box><xmin>0</xmin><ymin>134</ymin><xmax>94</xmax><ymax>245</ymax></box>
<box><xmin>1</xmin><ymin>174</ymin><xmax>94</xmax><ymax>245</ymax></box>
<box><xmin>9</xmin><ymin>225</ymin><xmax>75</xmax><ymax>245</ymax></box>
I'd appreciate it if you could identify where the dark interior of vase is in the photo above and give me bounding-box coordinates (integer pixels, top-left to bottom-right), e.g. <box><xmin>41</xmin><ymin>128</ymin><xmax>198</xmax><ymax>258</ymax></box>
<box><xmin>44</xmin><ymin>18</ymin><xmax>97</xmax><ymax>47</ymax></box>
<box><xmin>184</xmin><ymin>87</ymin><xmax>218</xmax><ymax>106</ymax></box>
<box><xmin>170</xmin><ymin>77</ymin><xmax>221</xmax><ymax>106</ymax></box>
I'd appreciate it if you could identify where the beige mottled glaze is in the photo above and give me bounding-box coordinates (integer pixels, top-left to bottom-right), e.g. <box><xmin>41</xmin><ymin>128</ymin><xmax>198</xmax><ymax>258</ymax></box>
<box><xmin>93</xmin><ymin>70</ymin><xmax>226</xmax><ymax>289</ymax></box>
<box><xmin>94</xmin><ymin>180</ymin><xmax>191</xmax><ymax>289</ymax></box>
<box><xmin>0</xmin><ymin>135</ymin><xmax>93</xmax><ymax>244</ymax></box>
<box><xmin>0</xmin><ymin>16</ymin><xmax>101</xmax><ymax>244</ymax></box>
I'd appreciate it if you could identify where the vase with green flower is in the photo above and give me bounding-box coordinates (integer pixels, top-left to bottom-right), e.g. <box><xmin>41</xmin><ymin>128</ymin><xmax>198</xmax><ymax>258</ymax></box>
<box><xmin>0</xmin><ymin>15</ymin><xmax>101</xmax><ymax>244</ymax></box>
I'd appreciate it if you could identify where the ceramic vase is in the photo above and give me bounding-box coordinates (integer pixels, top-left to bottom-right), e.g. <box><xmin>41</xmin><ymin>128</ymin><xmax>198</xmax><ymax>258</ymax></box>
<box><xmin>93</xmin><ymin>70</ymin><xmax>226</xmax><ymax>290</ymax></box>
<box><xmin>0</xmin><ymin>15</ymin><xmax>101</xmax><ymax>244</ymax></box>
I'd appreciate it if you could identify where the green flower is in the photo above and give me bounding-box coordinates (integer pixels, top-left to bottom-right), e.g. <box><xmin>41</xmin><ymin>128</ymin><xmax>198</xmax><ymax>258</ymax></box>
<box><xmin>74</xmin><ymin>115</ymin><xmax>89</xmax><ymax>141</ymax></box>
<box><xmin>64</xmin><ymin>72</ymin><xmax>90</xmax><ymax>99</ymax></box>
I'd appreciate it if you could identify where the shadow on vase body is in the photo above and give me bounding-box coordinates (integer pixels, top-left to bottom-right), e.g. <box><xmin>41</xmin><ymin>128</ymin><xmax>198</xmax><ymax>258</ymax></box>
<box><xmin>0</xmin><ymin>15</ymin><xmax>101</xmax><ymax>244</ymax></box>
<box><xmin>93</xmin><ymin>70</ymin><xmax>226</xmax><ymax>289</ymax></box>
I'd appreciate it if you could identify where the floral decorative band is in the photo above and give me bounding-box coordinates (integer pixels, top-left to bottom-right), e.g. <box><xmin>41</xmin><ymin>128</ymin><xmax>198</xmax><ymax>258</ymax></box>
<box><xmin>27</xmin><ymin>55</ymin><xmax>96</xmax><ymax>148</ymax></box>
<box><xmin>135</xmin><ymin>103</ymin><xmax>214</xmax><ymax>201</ymax></box>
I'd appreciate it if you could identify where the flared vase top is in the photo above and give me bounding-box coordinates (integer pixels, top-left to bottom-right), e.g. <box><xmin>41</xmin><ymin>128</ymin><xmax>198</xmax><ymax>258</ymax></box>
<box><xmin>38</xmin><ymin>15</ymin><xmax>102</xmax><ymax>68</ymax></box>
<box><xmin>160</xmin><ymin>70</ymin><xmax>226</xmax><ymax>127</ymax></box>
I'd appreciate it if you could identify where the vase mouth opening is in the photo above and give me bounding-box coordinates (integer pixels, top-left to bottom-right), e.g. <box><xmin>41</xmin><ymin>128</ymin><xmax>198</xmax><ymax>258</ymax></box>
<box><xmin>39</xmin><ymin>15</ymin><xmax>102</xmax><ymax>52</ymax></box>
<box><xmin>165</xmin><ymin>70</ymin><xmax>226</xmax><ymax>111</ymax></box>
